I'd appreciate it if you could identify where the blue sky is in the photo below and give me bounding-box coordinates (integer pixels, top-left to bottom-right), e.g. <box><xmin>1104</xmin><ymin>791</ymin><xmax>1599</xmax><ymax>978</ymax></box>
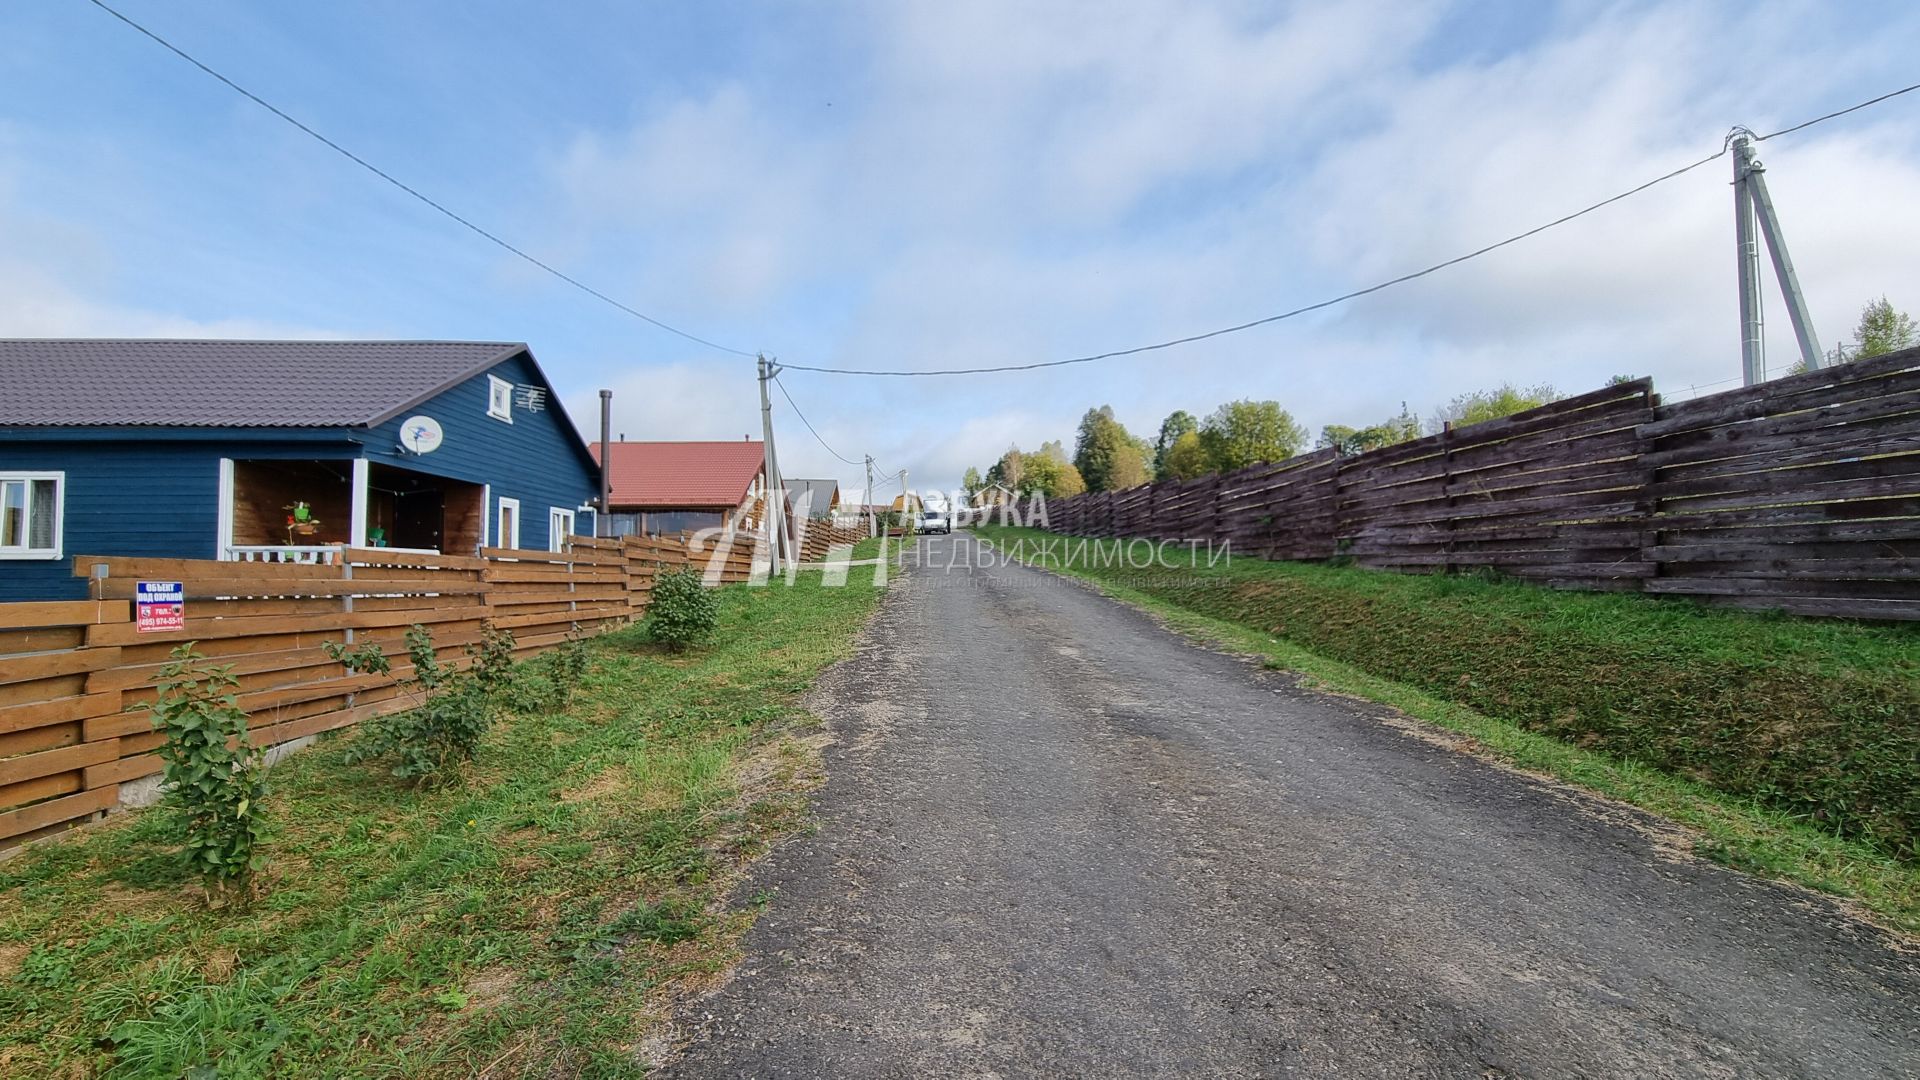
<box><xmin>4</xmin><ymin>0</ymin><xmax>1917</xmax><ymax>501</ymax></box>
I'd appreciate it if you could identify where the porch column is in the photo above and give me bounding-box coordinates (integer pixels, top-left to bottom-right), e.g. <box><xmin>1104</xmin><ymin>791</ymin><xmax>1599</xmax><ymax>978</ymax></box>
<box><xmin>215</xmin><ymin>458</ymin><xmax>235</xmax><ymax>559</ymax></box>
<box><xmin>350</xmin><ymin>459</ymin><xmax>369</xmax><ymax>548</ymax></box>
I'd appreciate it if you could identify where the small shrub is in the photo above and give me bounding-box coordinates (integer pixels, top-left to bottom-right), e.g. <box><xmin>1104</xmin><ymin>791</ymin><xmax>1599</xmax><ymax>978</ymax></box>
<box><xmin>646</xmin><ymin>569</ymin><xmax>719</xmax><ymax>650</ymax></box>
<box><xmin>343</xmin><ymin>624</ymin><xmax>495</xmax><ymax>785</ymax></box>
<box><xmin>534</xmin><ymin>628</ymin><xmax>593</xmax><ymax>711</ymax></box>
<box><xmin>466</xmin><ymin>623</ymin><xmax>518</xmax><ymax>701</ymax></box>
<box><xmin>137</xmin><ymin>644</ymin><xmax>269</xmax><ymax>901</ymax></box>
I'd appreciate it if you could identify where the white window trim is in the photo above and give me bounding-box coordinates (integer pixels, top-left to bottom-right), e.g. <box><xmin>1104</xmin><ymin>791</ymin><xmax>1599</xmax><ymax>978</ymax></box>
<box><xmin>487</xmin><ymin>374</ymin><xmax>514</xmax><ymax>423</ymax></box>
<box><xmin>497</xmin><ymin>496</ymin><xmax>521</xmax><ymax>550</ymax></box>
<box><xmin>0</xmin><ymin>471</ymin><xmax>65</xmax><ymax>561</ymax></box>
<box><xmin>548</xmin><ymin>507</ymin><xmax>576</xmax><ymax>552</ymax></box>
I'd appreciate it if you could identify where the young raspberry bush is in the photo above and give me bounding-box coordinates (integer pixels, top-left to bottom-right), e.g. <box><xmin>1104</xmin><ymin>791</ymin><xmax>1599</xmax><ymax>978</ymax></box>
<box><xmin>140</xmin><ymin>644</ymin><xmax>270</xmax><ymax>902</ymax></box>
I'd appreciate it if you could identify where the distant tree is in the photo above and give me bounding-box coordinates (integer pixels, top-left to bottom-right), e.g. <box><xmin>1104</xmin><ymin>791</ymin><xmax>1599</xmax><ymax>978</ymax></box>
<box><xmin>1073</xmin><ymin>406</ymin><xmax>1151</xmax><ymax>492</ymax></box>
<box><xmin>1316</xmin><ymin>403</ymin><xmax>1421</xmax><ymax>456</ymax></box>
<box><xmin>1129</xmin><ymin>432</ymin><xmax>1156</xmax><ymax>482</ymax></box>
<box><xmin>985</xmin><ymin>445</ymin><xmax>1024</xmax><ymax>493</ymax></box>
<box><xmin>1197</xmin><ymin>399</ymin><xmax>1307</xmax><ymax>472</ymax></box>
<box><xmin>1822</xmin><ymin>296</ymin><xmax>1917</xmax><ymax>367</ymax></box>
<box><xmin>1023</xmin><ymin>443</ymin><xmax>1086</xmax><ymax>497</ymax></box>
<box><xmin>1606</xmin><ymin>373</ymin><xmax>1641</xmax><ymax>386</ymax></box>
<box><xmin>1161</xmin><ymin>430</ymin><xmax>1211</xmax><ymax>480</ymax></box>
<box><xmin>961</xmin><ymin>466</ymin><xmax>983</xmax><ymax>499</ymax></box>
<box><xmin>1433</xmin><ymin>383</ymin><xmax>1558</xmax><ymax>430</ymax></box>
<box><xmin>1153</xmin><ymin>411</ymin><xmax>1199</xmax><ymax>477</ymax></box>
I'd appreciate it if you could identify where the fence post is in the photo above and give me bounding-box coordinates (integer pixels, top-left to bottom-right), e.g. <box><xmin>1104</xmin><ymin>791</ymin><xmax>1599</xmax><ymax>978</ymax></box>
<box><xmin>1441</xmin><ymin>421</ymin><xmax>1457</xmax><ymax>573</ymax></box>
<box><xmin>1638</xmin><ymin>386</ymin><xmax>1664</xmax><ymax>590</ymax></box>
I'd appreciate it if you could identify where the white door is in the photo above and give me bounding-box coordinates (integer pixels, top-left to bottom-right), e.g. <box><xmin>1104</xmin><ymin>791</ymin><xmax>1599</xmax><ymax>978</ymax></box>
<box><xmin>497</xmin><ymin>497</ymin><xmax>520</xmax><ymax>550</ymax></box>
<box><xmin>549</xmin><ymin>507</ymin><xmax>575</xmax><ymax>552</ymax></box>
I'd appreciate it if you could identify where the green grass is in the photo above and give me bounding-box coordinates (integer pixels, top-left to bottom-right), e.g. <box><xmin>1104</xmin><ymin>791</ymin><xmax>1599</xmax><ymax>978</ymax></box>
<box><xmin>0</xmin><ymin>570</ymin><xmax>883</xmax><ymax>1078</ymax></box>
<box><xmin>975</xmin><ymin>524</ymin><xmax>1920</xmax><ymax>934</ymax></box>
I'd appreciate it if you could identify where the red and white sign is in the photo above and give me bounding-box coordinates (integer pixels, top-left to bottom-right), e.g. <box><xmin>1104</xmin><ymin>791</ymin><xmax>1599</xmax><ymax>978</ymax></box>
<box><xmin>135</xmin><ymin>580</ymin><xmax>185</xmax><ymax>633</ymax></box>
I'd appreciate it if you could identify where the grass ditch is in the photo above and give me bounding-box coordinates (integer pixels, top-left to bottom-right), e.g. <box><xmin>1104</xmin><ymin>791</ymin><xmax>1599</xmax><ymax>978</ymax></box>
<box><xmin>0</xmin><ymin>568</ymin><xmax>884</xmax><ymax>1078</ymax></box>
<box><xmin>974</xmin><ymin>524</ymin><xmax>1920</xmax><ymax>934</ymax></box>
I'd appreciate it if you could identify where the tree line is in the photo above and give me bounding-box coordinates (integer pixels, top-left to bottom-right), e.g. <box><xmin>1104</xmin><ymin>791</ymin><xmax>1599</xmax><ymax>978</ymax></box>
<box><xmin>960</xmin><ymin>384</ymin><xmax>1561</xmax><ymax>498</ymax></box>
<box><xmin>961</xmin><ymin>296</ymin><xmax>1915</xmax><ymax>499</ymax></box>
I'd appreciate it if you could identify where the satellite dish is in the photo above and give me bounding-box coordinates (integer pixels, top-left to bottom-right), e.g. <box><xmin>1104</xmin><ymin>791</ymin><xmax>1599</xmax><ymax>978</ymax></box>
<box><xmin>399</xmin><ymin>416</ymin><xmax>444</xmax><ymax>454</ymax></box>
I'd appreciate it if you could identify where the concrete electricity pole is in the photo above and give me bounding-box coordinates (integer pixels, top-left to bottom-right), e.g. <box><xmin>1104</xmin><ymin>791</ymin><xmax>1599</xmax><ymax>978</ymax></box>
<box><xmin>864</xmin><ymin>455</ymin><xmax>876</xmax><ymax>539</ymax></box>
<box><xmin>1731</xmin><ymin>128</ymin><xmax>1824</xmax><ymax>384</ymax></box>
<box><xmin>757</xmin><ymin>356</ymin><xmax>785</xmax><ymax>576</ymax></box>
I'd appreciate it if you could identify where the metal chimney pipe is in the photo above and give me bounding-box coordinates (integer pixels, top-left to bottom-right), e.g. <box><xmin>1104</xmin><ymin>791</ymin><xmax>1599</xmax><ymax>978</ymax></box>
<box><xmin>598</xmin><ymin>389</ymin><xmax>613</xmax><ymax>538</ymax></box>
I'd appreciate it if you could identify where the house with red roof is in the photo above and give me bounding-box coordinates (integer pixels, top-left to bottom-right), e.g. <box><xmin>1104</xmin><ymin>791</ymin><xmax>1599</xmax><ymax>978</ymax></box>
<box><xmin>591</xmin><ymin>438</ymin><xmax>768</xmax><ymax>538</ymax></box>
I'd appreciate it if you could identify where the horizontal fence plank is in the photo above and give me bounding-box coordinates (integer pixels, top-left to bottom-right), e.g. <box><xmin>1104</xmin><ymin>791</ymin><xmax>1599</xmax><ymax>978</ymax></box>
<box><xmin>0</xmin><ymin>601</ymin><xmax>130</xmax><ymax>630</ymax></box>
<box><xmin>0</xmin><ymin>785</ymin><xmax>116</xmax><ymax>843</ymax></box>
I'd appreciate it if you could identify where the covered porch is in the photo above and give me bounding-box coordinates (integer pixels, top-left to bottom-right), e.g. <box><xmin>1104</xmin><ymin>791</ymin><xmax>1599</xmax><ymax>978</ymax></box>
<box><xmin>219</xmin><ymin>458</ymin><xmax>486</xmax><ymax>563</ymax></box>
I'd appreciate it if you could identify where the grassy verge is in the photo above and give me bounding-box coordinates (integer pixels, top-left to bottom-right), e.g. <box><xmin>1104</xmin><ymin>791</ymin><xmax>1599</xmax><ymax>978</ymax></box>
<box><xmin>973</xmin><ymin>524</ymin><xmax>1920</xmax><ymax>935</ymax></box>
<box><xmin>0</xmin><ymin>569</ymin><xmax>883</xmax><ymax>1078</ymax></box>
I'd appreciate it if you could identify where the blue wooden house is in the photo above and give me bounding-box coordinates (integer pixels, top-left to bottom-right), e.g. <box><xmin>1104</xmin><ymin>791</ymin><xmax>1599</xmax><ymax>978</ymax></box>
<box><xmin>0</xmin><ymin>340</ymin><xmax>601</xmax><ymax>601</ymax></box>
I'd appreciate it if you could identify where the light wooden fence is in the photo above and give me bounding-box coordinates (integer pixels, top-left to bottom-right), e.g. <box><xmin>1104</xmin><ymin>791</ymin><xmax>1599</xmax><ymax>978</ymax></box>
<box><xmin>0</xmin><ymin>529</ymin><xmax>785</xmax><ymax>850</ymax></box>
<box><xmin>1040</xmin><ymin>345</ymin><xmax>1920</xmax><ymax>619</ymax></box>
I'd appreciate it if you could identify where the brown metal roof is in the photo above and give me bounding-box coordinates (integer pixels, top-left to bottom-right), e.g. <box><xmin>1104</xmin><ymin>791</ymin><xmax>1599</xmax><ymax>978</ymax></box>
<box><xmin>0</xmin><ymin>339</ymin><xmax>530</xmax><ymax>427</ymax></box>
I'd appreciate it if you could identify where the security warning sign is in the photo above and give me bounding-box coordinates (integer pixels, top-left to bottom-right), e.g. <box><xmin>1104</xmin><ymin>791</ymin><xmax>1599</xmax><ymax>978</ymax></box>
<box><xmin>135</xmin><ymin>581</ymin><xmax>185</xmax><ymax>633</ymax></box>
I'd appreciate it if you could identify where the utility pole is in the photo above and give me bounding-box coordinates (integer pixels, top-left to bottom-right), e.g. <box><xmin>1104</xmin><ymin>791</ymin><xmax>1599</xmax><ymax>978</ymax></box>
<box><xmin>864</xmin><ymin>455</ymin><xmax>875</xmax><ymax>539</ymax></box>
<box><xmin>756</xmin><ymin>356</ymin><xmax>784</xmax><ymax>576</ymax></box>
<box><xmin>597</xmin><ymin>389</ymin><xmax>612</xmax><ymax>539</ymax></box>
<box><xmin>1731</xmin><ymin>128</ymin><xmax>1824</xmax><ymax>384</ymax></box>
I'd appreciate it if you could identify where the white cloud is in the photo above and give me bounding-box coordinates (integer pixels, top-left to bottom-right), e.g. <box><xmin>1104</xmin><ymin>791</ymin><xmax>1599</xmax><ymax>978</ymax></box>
<box><xmin>570</xmin><ymin>360</ymin><xmax>762</xmax><ymax>444</ymax></box>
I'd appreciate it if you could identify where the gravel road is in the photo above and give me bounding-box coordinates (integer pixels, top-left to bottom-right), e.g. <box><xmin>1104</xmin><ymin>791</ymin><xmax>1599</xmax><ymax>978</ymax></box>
<box><xmin>663</xmin><ymin>533</ymin><xmax>1919</xmax><ymax>1078</ymax></box>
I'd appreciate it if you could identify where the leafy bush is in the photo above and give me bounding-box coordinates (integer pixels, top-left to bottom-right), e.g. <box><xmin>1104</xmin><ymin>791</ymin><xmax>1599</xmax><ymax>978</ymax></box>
<box><xmin>532</xmin><ymin>628</ymin><xmax>593</xmax><ymax>711</ymax></box>
<box><xmin>465</xmin><ymin>623</ymin><xmax>518</xmax><ymax>701</ymax></box>
<box><xmin>645</xmin><ymin>569</ymin><xmax>719</xmax><ymax>650</ymax></box>
<box><xmin>342</xmin><ymin>624</ymin><xmax>502</xmax><ymax>784</ymax></box>
<box><xmin>137</xmin><ymin>644</ymin><xmax>269</xmax><ymax>901</ymax></box>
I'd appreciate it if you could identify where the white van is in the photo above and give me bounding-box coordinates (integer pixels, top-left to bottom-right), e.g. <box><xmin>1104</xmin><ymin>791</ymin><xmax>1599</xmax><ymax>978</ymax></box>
<box><xmin>919</xmin><ymin>501</ymin><xmax>952</xmax><ymax>534</ymax></box>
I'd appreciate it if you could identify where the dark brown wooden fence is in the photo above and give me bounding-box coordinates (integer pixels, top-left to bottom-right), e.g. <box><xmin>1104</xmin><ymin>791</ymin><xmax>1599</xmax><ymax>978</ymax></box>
<box><xmin>1640</xmin><ymin>349</ymin><xmax>1920</xmax><ymax>619</ymax></box>
<box><xmin>1037</xmin><ymin>345</ymin><xmax>1920</xmax><ymax>619</ymax></box>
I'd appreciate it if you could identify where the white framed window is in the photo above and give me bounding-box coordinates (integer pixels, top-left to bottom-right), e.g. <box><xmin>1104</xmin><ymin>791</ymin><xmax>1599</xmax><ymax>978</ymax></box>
<box><xmin>486</xmin><ymin>375</ymin><xmax>514</xmax><ymax>422</ymax></box>
<box><xmin>0</xmin><ymin>472</ymin><xmax>63</xmax><ymax>560</ymax></box>
<box><xmin>548</xmin><ymin>507</ymin><xmax>575</xmax><ymax>552</ymax></box>
<box><xmin>497</xmin><ymin>497</ymin><xmax>520</xmax><ymax>550</ymax></box>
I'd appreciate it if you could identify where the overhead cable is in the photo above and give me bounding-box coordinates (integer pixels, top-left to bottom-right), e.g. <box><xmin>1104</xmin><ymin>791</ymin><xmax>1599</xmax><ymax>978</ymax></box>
<box><xmin>783</xmin><ymin>82</ymin><xmax>1920</xmax><ymax>377</ymax></box>
<box><xmin>86</xmin><ymin>0</ymin><xmax>759</xmax><ymax>359</ymax></box>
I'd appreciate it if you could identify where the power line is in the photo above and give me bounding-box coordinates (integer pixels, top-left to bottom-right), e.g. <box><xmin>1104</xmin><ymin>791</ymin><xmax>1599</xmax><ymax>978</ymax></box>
<box><xmin>82</xmin><ymin>0</ymin><xmax>1920</xmax><ymax>382</ymax></box>
<box><xmin>772</xmin><ymin>373</ymin><xmax>864</xmax><ymax>466</ymax></box>
<box><xmin>783</xmin><ymin>82</ymin><xmax>1920</xmax><ymax>377</ymax></box>
<box><xmin>1757</xmin><ymin>81</ymin><xmax>1920</xmax><ymax>141</ymax></box>
<box><xmin>85</xmin><ymin>0</ymin><xmax>758</xmax><ymax>360</ymax></box>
